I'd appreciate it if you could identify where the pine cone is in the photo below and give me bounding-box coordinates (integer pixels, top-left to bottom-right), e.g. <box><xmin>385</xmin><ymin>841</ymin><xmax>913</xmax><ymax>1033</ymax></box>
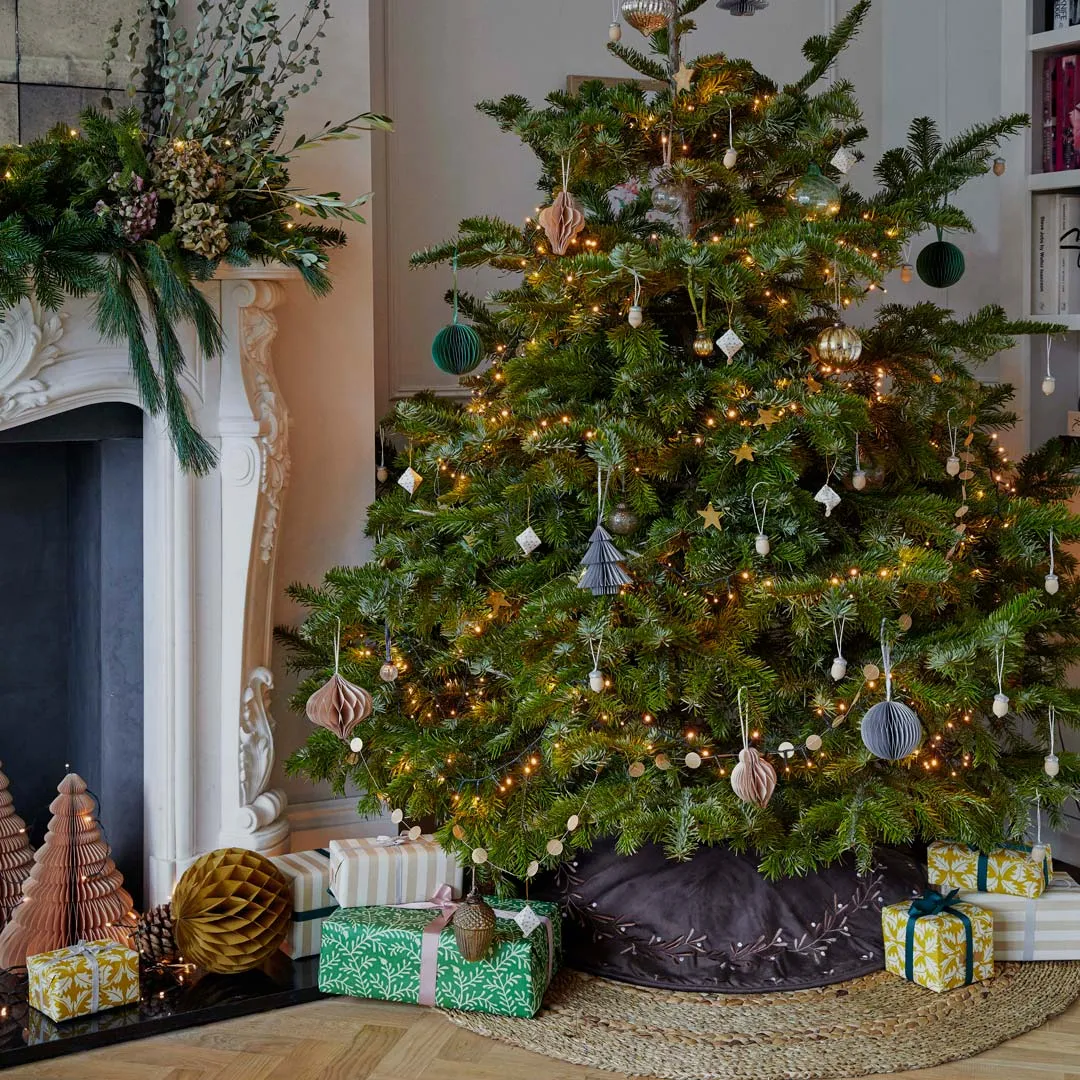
<box><xmin>134</xmin><ymin>902</ymin><xmax>178</xmax><ymax>966</ymax></box>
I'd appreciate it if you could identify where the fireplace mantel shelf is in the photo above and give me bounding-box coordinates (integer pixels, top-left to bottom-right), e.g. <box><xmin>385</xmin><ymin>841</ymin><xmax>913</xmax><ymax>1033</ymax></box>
<box><xmin>0</xmin><ymin>270</ymin><xmax>297</xmax><ymax>903</ymax></box>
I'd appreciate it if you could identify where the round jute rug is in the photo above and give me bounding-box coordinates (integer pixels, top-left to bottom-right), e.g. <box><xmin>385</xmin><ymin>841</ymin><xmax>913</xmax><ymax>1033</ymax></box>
<box><xmin>446</xmin><ymin>964</ymin><xmax>1080</xmax><ymax>1080</ymax></box>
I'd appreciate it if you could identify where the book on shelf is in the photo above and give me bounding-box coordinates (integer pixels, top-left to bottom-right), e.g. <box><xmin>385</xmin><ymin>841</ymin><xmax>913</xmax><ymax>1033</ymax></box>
<box><xmin>1061</xmin><ymin>196</ymin><xmax>1080</xmax><ymax>314</ymax></box>
<box><xmin>1045</xmin><ymin>55</ymin><xmax>1058</xmax><ymax>173</ymax></box>
<box><xmin>1035</xmin><ymin>194</ymin><xmax>1059</xmax><ymax>314</ymax></box>
<box><xmin>1049</xmin><ymin>0</ymin><xmax>1080</xmax><ymax>28</ymax></box>
<box><xmin>1033</xmin><ymin>193</ymin><xmax>1080</xmax><ymax>315</ymax></box>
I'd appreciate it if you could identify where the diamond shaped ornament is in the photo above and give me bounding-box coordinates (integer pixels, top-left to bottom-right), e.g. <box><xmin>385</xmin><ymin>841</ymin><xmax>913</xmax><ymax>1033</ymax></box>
<box><xmin>514</xmin><ymin>904</ymin><xmax>543</xmax><ymax>938</ymax></box>
<box><xmin>815</xmin><ymin>483</ymin><xmax>842</xmax><ymax>518</ymax></box>
<box><xmin>717</xmin><ymin>328</ymin><xmax>744</xmax><ymax>362</ymax></box>
<box><xmin>516</xmin><ymin>526</ymin><xmax>542</xmax><ymax>555</ymax></box>
<box><xmin>398</xmin><ymin>467</ymin><xmax>423</xmax><ymax>495</ymax></box>
<box><xmin>830</xmin><ymin>147</ymin><xmax>858</xmax><ymax>174</ymax></box>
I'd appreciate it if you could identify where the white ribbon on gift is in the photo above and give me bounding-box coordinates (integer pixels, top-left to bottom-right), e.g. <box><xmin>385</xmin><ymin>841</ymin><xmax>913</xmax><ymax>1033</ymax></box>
<box><xmin>330</xmin><ymin>833</ymin><xmax>417</xmax><ymax>904</ymax></box>
<box><xmin>69</xmin><ymin>942</ymin><xmax>110</xmax><ymax>1014</ymax></box>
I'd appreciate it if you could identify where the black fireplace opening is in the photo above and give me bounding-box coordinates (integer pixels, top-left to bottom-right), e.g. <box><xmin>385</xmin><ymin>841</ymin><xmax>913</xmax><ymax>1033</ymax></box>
<box><xmin>0</xmin><ymin>404</ymin><xmax>144</xmax><ymax>903</ymax></box>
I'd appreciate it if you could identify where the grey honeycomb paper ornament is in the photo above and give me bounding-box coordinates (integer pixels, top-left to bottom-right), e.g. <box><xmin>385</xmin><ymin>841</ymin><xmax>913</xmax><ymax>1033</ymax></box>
<box><xmin>860</xmin><ymin>620</ymin><xmax>923</xmax><ymax>761</ymax></box>
<box><xmin>718</xmin><ymin>0</ymin><xmax>768</xmax><ymax>13</ymax></box>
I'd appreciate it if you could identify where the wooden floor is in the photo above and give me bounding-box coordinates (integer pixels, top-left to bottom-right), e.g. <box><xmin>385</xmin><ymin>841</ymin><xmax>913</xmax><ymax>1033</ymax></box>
<box><xmin>6</xmin><ymin>993</ymin><xmax>1080</xmax><ymax>1080</ymax></box>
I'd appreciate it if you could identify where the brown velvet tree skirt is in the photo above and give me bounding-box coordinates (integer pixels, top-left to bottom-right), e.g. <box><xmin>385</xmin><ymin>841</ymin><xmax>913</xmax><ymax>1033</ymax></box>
<box><xmin>446</xmin><ymin>963</ymin><xmax>1080</xmax><ymax>1080</ymax></box>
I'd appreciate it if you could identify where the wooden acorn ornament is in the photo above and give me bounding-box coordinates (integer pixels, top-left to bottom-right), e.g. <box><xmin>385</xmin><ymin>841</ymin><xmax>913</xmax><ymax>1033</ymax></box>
<box><xmin>453</xmin><ymin>888</ymin><xmax>497</xmax><ymax>962</ymax></box>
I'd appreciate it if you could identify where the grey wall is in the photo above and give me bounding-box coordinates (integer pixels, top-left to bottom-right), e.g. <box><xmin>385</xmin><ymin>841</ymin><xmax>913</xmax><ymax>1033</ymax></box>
<box><xmin>0</xmin><ymin>0</ymin><xmax>140</xmax><ymax>143</ymax></box>
<box><xmin>0</xmin><ymin>405</ymin><xmax>143</xmax><ymax>898</ymax></box>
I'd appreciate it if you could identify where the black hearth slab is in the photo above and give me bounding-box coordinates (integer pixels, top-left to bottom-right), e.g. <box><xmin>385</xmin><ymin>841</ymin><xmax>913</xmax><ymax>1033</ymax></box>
<box><xmin>0</xmin><ymin>955</ymin><xmax>323</xmax><ymax>1069</ymax></box>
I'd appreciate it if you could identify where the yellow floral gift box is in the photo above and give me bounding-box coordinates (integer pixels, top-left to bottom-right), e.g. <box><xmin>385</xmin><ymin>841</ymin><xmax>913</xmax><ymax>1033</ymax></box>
<box><xmin>882</xmin><ymin>889</ymin><xmax>993</xmax><ymax>993</ymax></box>
<box><xmin>27</xmin><ymin>940</ymin><xmax>139</xmax><ymax>1023</ymax></box>
<box><xmin>928</xmin><ymin>840</ymin><xmax>1052</xmax><ymax>899</ymax></box>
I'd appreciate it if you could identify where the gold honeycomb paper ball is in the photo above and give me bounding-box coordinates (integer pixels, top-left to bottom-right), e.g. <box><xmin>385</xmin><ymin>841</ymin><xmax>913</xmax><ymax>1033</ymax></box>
<box><xmin>171</xmin><ymin>848</ymin><xmax>291</xmax><ymax>974</ymax></box>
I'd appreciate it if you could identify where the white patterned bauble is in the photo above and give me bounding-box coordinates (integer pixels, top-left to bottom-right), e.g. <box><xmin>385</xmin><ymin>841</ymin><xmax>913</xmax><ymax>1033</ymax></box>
<box><xmin>755</xmin><ymin>533</ymin><xmax>771</xmax><ymax>557</ymax></box>
<box><xmin>609</xmin><ymin>21</ymin><xmax>623</xmax><ymax>41</ymax></box>
<box><xmin>628</xmin><ymin>305</ymin><xmax>644</xmax><ymax>328</ymax></box>
<box><xmin>993</xmin><ymin>692</ymin><xmax>1010</xmax><ymax>718</ymax></box>
<box><xmin>852</xmin><ymin>469</ymin><xmax>867</xmax><ymax>491</ymax></box>
<box><xmin>831</xmin><ymin>656</ymin><xmax>848</xmax><ymax>681</ymax></box>
<box><xmin>717</xmin><ymin>328</ymin><xmax>744</xmax><ymax>362</ymax></box>
<box><xmin>723</xmin><ymin>147</ymin><xmax>738</xmax><ymax>169</ymax></box>
<box><xmin>516</xmin><ymin>526</ymin><xmax>542</xmax><ymax>555</ymax></box>
<box><xmin>946</xmin><ymin>455</ymin><xmax>961</xmax><ymax>477</ymax></box>
<box><xmin>398</xmin><ymin>467</ymin><xmax>424</xmax><ymax>495</ymax></box>
<box><xmin>589</xmin><ymin>669</ymin><xmax>605</xmax><ymax>693</ymax></box>
<box><xmin>1045</xmin><ymin>753</ymin><xmax>1061</xmax><ymax>778</ymax></box>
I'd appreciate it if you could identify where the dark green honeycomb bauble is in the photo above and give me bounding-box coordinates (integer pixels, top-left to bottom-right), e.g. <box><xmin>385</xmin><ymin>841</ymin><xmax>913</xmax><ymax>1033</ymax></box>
<box><xmin>432</xmin><ymin>322</ymin><xmax>484</xmax><ymax>375</ymax></box>
<box><xmin>916</xmin><ymin>240</ymin><xmax>965</xmax><ymax>289</ymax></box>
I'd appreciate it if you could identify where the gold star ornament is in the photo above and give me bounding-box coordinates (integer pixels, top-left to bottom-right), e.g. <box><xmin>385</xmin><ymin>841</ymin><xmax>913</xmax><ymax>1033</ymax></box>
<box><xmin>673</xmin><ymin>61</ymin><xmax>694</xmax><ymax>94</ymax></box>
<box><xmin>697</xmin><ymin>502</ymin><xmax>724</xmax><ymax>531</ymax></box>
<box><xmin>731</xmin><ymin>442</ymin><xmax>755</xmax><ymax>464</ymax></box>
<box><xmin>754</xmin><ymin>408</ymin><xmax>780</xmax><ymax>430</ymax></box>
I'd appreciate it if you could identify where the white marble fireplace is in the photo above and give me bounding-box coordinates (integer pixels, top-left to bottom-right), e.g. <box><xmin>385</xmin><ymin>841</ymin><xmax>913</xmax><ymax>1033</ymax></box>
<box><xmin>0</xmin><ymin>266</ymin><xmax>295</xmax><ymax>904</ymax></box>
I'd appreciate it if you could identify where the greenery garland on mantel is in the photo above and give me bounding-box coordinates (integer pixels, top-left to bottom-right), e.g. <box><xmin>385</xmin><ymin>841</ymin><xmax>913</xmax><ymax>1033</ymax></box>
<box><xmin>0</xmin><ymin>0</ymin><xmax>390</xmax><ymax>473</ymax></box>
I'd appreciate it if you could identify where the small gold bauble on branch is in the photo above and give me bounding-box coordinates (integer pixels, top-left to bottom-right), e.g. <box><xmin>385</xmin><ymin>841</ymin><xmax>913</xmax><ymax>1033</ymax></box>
<box><xmin>692</xmin><ymin>328</ymin><xmax>714</xmax><ymax>357</ymax></box>
<box><xmin>816</xmin><ymin>324</ymin><xmax>863</xmax><ymax>366</ymax></box>
<box><xmin>452</xmin><ymin>889</ymin><xmax>497</xmax><ymax>962</ymax></box>
<box><xmin>171</xmin><ymin>848</ymin><xmax>291</xmax><ymax>975</ymax></box>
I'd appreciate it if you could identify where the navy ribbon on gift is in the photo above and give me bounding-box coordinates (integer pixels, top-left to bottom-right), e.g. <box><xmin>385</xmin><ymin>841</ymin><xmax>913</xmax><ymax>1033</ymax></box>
<box><xmin>905</xmin><ymin>888</ymin><xmax>973</xmax><ymax>986</ymax></box>
<box><xmin>975</xmin><ymin>844</ymin><xmax>1050</xmax><ymax>892</ymax></box>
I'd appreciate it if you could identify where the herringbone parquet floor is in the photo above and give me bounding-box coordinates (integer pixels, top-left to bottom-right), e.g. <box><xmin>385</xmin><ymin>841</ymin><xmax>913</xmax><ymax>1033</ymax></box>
<box><xmin>5</xmin><ymin>994</ymin><xmax>1080</xmax><ymax>1080</ymax></box>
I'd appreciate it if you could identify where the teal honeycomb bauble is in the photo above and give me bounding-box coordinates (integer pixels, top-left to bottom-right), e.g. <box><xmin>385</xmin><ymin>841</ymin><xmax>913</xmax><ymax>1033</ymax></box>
<box><xmin>916</xmin><ymin>237</ymin><xmax>965</xmax><ymax>289</ymax></box>
<box><xmin>432</xmin><ymin>322</ymin><xmax>484</xmax><ymax>375</ymax></box>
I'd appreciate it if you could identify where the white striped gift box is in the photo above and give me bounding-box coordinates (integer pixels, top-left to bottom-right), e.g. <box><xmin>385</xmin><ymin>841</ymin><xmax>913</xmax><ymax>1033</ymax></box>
<box><xmin>270</xmin><ymin>848</ymin><xmax>339</xmax><ymax>958</ymax></box>
<box><xmin>328</xmin><ymin>835</ymin><xmax>462</xmax><ymax>908</ymax></box>
<box><xmin>957</xmin><ymin>871</ymin><xmax>1080</xmax><ymax>961</ymax></box>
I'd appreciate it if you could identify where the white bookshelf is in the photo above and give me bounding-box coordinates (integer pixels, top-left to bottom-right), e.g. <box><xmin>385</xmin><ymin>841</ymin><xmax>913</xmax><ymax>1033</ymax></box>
<box><xmin>1002</xmin><ymin>2</ymin><xmax>1080</xmax><ymax>453</ymax></box>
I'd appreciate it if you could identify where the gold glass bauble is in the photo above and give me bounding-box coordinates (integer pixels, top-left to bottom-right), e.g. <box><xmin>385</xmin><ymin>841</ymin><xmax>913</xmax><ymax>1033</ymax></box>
<box><xmin>620</xmin><ymin>0</ymin><xmax>675</xmax><ymax>35</ymax></box>
<box><xmin>816</xmin><ymin>324</ymin><xmax>863</xmax><ymax>366</ymax></box>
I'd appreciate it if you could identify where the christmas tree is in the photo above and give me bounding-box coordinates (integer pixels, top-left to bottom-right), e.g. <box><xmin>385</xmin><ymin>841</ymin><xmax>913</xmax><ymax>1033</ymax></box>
<box><xmin>284</xmin><ymin>1</ymin><xmax>1078</xmax><ymax>883</ymax></box>
<box><xmin>0</xmin><ymin>764</ymin><xmax>34</xmax><ymax>930</ymax></box>
<box><xmin>0</xmin><ymin>774</ymin><xmax>134</xmax><ymax>966</ymax></box>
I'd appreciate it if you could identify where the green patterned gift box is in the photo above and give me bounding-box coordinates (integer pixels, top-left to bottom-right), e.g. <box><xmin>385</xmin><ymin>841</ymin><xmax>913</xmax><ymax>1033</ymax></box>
<box><xmin>319</xmin><ymin>897</ymin><xmax>561</xmax><ymax>1017</ymax></box>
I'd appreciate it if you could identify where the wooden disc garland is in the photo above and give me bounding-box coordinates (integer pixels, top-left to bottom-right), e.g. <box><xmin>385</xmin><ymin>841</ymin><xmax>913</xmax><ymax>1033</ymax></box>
<box><xmin>171</xmin><ymin>848</ymin><xmax>291</xmax><ymax>975</ymax></box>
<box><xmin>305</xmin><ymin>622</ymin><xmax>373</xmax><ymax>743</ymax></box>
<box><xmin>730</xmin><ymin>689</ymin><xmax>777</xmax><ymax>809</ymax></box>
